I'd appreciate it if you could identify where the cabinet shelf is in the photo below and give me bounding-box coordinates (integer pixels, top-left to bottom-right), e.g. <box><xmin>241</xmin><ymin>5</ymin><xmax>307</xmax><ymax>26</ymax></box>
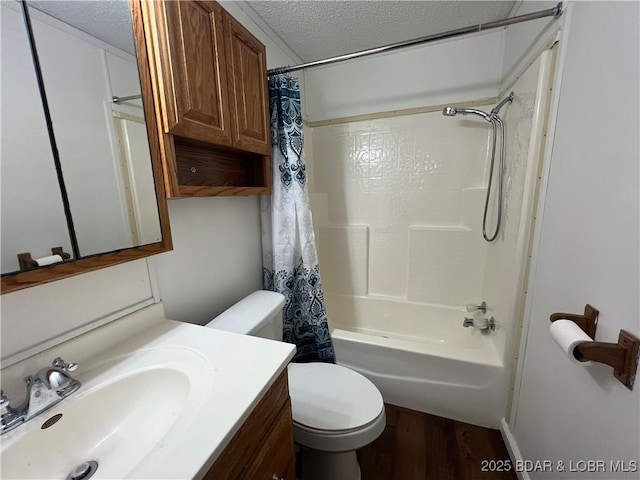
<box><xmin>173</xmin><ymin>138</ymin><xmax>270</xmax><ymax>197</ymax></box>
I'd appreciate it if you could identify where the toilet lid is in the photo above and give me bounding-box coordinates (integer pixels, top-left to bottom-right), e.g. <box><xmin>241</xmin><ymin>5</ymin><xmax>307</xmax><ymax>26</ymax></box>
<box><xmin>287</xmin><ymin>363</ymin><xmax>384</xmax><ymax>432</ymax></box>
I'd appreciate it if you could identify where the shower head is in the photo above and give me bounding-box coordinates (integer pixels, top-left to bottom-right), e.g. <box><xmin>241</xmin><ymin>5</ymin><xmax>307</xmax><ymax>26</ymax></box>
<box><xmin>442</xmin><ymin>106</ymin><xmax>491</xmax><ymax>121</ymax></box>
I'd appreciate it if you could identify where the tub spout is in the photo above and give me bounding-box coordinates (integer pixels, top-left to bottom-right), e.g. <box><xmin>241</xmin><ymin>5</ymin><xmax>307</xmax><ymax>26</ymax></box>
<box><xmin>462</xmin><ymin>317</ymin><xmax>496</xmax><ymax>331</ymax></box>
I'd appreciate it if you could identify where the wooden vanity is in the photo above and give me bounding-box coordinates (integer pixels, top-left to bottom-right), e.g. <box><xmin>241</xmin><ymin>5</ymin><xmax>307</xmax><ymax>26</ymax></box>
<box><xmin>204</xmin><ymin>371</ymin><xmax>296</xmax><ymax>480</ymax></box>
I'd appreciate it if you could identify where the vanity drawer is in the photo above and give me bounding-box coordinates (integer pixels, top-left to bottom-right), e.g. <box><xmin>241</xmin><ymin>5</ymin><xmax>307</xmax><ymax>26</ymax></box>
<box><xmin>204</xmin><ymin>370</ymin><xmax>293</xmax><ymax>479</ymax></box>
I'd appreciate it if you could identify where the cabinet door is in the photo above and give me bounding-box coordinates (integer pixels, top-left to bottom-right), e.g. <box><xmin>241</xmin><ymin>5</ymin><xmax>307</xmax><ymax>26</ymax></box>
<box><xmin>244</xmin><ymin>402</ymin><xmax>296</xmax><ymax>480</ymax></box>
<box><xmin>223</xmin><ymin>12</ymin><xmax>270</xmax><ymax>155</ymax></box>
<box><xmin>156</xmin><ymin>0</ymin><xmax>232</xmax><ymax>146</ymax></box>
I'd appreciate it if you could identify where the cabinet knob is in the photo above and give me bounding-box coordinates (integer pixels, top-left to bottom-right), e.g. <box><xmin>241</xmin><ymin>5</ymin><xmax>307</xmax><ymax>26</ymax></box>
<box><xmin>271</xmin><ymin>475</ymin><xmax>283</xmax><ymax>480</ymax></box>
<box><xmin>190</xmin><ymin>166</ymin><xmax>197</xmax><ymax>173</ymax></box>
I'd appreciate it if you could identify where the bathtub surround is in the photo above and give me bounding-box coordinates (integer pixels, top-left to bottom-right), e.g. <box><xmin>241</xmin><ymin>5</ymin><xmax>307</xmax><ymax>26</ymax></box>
<box><xmin>262</xmin><ymin>75</ymin><xmax>334</xmax><ymax>363</ymax></box>
<box><xmin>304</xmin><ymin>45</ymin><xmax>555</xmax><ymax>427</ymax></box>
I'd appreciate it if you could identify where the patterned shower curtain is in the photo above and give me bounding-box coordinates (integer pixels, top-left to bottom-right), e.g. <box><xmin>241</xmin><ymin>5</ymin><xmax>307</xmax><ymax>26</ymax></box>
<box><xmin>261</xmin><ymin>74</ymin><xmax>335</xmax><ymax>363</ymax></box>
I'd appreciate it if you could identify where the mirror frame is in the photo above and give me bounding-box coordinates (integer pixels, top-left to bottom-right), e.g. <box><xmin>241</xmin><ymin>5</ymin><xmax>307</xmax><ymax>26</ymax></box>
<box><xmin>1</xmin><ymin>0</ymin><xmax>173</xmax><ymax>295</ymax></box>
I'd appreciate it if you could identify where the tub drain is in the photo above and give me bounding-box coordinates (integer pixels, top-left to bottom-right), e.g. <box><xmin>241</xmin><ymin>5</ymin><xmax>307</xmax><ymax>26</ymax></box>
<box><xmin>66</xmin><ymin>461</ymin><xmax>98</xmax><ymax>480</ymax></box>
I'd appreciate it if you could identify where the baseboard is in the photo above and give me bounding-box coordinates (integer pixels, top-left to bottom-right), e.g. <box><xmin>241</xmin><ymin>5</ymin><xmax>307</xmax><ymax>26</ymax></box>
<box><xmin>500</xmin><ymin>418</ymin><xmax>531</xmax><ymax>480</ymax></box>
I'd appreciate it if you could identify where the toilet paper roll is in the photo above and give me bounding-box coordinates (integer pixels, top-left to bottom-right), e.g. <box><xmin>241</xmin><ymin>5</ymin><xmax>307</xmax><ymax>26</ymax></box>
<box><xmin>550</xmin><ymin>319</ymin><xmax>593</xmax><ymax>366</ymax></box>
<box><xmin>34</xmin><ymin>254</ymin><xmax>64</xmax><ymax>267</ymax></box>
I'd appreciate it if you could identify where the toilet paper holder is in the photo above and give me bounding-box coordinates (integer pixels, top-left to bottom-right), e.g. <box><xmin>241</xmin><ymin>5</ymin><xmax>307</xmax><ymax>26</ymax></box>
<box><xmin>17</xmin><ymin>247</ymin><xmax>71</xmax><ymax>271</ymax></box>
<box><xmin>550</xmin><ymin>304</ymin><xmax>640</xmax><ymax>390</ymax></box>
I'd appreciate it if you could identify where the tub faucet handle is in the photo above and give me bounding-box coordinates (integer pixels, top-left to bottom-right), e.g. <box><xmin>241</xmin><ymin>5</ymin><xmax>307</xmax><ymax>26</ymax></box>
<box><xmin>466</xmin><ymin>301</ymin><xmax>487</xmax><ymax>314</ymax></box>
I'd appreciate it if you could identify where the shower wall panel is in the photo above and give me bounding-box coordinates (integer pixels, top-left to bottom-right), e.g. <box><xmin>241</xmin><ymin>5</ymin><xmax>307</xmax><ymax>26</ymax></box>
<box><xmin>309</xmin><ymin>109</ymin><xmax>491</xmax><ymax>302</ymax></box>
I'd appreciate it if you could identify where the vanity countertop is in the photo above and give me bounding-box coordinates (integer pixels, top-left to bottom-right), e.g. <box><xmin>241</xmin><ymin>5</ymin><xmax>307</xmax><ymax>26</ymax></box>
<box><xmin>0</xmin><ymin>303</ymin><xmax>296</xmax><ymax>479</ymax></box>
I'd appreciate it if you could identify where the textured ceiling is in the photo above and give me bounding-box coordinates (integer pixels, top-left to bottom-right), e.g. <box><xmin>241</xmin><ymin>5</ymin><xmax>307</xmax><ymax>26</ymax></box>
<box><xmin>28</xmin><ymin>0</ymin><xmax>135</xmax><ymax>55</ymax></box>
<box><xmin>25</xmin><ymin>1</ymin><xmax>516</xmax><ymax>65</ymax></box>
<box><xmin>247</xmin><ymin>1</ymin><xmax>516</xmax><ymax>63</ymax></box>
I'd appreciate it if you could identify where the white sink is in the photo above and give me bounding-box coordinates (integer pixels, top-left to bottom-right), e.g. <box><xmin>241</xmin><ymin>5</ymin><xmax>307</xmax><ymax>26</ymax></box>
<box><xmin>1</xmin><ymin>347</ymin><xmax>210</xmax><ymax>479</ymax></box>
<box><xmin>0</xmin><ymin>309</ymin><xmax>295</xmax><ymax>479</ymax></box>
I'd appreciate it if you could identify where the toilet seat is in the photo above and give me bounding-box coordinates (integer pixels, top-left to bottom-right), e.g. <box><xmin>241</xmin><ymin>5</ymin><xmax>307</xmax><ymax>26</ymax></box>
<box><xmin>287</xmin><ymin>363</ymin><xmax>386</xmax><ymax>452</ymax></box>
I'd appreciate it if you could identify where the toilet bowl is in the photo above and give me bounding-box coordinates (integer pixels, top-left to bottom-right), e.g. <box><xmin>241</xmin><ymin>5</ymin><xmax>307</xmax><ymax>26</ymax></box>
<box><xmin>288</xmin><ymin>362</ymin><xmax>385</xmax><ymax>480</ymax></box>
<box><xmin>205</xmin><ymin>290</ymin><xmax>385</xmax><ymax>480</ymax></box>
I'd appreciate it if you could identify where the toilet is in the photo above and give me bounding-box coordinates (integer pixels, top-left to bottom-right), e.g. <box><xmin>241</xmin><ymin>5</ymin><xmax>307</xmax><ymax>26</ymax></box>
<box><xmin>205</xmin><ymin>290</ymin><xmax>385</xmax><ymax>480</ymax></box>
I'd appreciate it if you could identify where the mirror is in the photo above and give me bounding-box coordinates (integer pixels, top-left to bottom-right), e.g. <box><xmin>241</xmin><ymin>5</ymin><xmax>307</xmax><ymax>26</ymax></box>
<box><xmin>27</xmin><ymin>0</ymin><xmax>162</xmax><ymax>256</ymax></box>
<box><xmin>0</xmin><ymin>0</ymin><xmax>171</xmax><ymax>292</ymax></box>
<box><xmin>0</xmin><ymin>2</ymin><xmax>75</xmax><ymax>273</ymax></box>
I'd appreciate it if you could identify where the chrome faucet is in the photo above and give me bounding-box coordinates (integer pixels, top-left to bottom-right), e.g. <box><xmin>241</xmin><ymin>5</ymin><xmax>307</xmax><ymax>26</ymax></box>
<box><xmin>1</xmin><ymin>357</ymin><xmax>80</xmax><ymax>435</ymax></box>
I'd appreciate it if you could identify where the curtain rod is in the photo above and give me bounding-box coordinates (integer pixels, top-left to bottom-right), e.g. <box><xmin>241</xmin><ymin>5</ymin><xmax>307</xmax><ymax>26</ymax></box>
<box><xmin>268</xmin><ymin>2</ymin><xmax>563</xmax><ymax>76</ymax></box>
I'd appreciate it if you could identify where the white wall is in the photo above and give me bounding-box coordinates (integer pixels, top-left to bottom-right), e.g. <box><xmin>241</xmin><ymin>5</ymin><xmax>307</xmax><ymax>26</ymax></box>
<box><xmin>1</xmin><ymin>1</ymin><xmax>299</xmax><ymax>364</ymax></box>
<box><xmin>1</xmin><ymin>260</ymin><xmax>156</xmax><ymax>363</ymax></box>
<box><xmin>150</xmin><ymin>197</ymin><xmax>264</xmax><ymax>324</ymax></box>
<box><xmin>501</xmin><ymin>1</ymin><xmax>560</xmax><ymax>88</ymax></box>
<box><xmin>509</xmin><ymin>2</ymin><xmax>639</xmax><ymax>477</ymax></box>
<box><xmin>303</xmin><ymin>30</ymin><xmax>504</xmax><ymax>123</ymax></box>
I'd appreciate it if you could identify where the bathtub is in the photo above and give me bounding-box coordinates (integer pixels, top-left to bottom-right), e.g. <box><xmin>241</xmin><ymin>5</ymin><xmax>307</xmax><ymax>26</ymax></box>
<box><xmin>326</xmin><ymin>294</ymin><xmax>508</xmax><ymax>428</ymax></box>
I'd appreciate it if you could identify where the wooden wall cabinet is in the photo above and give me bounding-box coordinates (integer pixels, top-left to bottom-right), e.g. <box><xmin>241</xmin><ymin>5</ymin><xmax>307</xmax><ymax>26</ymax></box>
<box><xmin>136</xmin><ymin>0</ymin><xmax>271</xmax><ymax>197</ymax></box>
<box><xmin>204</xmin><ymin>371</ymin><xmax>296</xmax><ymax>480</ymax></box>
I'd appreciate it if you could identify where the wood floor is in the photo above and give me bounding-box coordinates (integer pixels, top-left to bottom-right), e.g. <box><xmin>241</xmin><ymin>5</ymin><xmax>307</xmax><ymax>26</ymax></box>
<box><xmin>356</xmin><ymin>404</ymin><xmax>517</xmax><ymax>480</ymax></box>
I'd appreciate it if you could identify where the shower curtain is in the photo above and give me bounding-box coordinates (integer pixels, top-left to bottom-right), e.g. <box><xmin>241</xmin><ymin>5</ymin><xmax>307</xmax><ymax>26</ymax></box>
<box><xmin>261</xmin><ymin>74</ymin><xmax>335</xmax><ymax>363</ymax></box>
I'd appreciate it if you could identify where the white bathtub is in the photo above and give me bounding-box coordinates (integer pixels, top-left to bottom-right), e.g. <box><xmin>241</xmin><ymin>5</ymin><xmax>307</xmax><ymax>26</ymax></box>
<box><xmin>326</xmin><ymin>294</ymin><xmax>507</xmax><ymax>428</ymax></box>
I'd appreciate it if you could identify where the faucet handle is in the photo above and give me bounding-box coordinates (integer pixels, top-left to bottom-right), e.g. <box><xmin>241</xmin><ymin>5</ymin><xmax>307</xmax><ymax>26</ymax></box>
<box><xmin>52</xmin><ymin>357</ymin><xmax>78</xmax><ymax>372</ymax></box>
<box><xmin>0</xmin><ymin>389</ymin><xmax>23</xmax><ymax>434</ymax></box>
<box><xmin>466</xmin><ymin>301</ymin><xmax>487</xmax><ymax>314</ymax></box>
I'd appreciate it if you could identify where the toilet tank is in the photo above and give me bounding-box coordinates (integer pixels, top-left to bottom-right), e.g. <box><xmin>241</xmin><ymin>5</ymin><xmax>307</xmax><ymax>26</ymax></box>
<box><xmin>205</xmin><ymin>291</ymin><xmax>284</xmax><ymax>341</ymax></box>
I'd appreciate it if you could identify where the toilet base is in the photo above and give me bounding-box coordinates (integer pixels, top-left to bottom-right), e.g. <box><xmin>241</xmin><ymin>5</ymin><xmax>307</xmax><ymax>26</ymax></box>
<box><xmin>300</xmin><ymin>446</ymin><xmax>360</xmax><ymax>480</ymax></box>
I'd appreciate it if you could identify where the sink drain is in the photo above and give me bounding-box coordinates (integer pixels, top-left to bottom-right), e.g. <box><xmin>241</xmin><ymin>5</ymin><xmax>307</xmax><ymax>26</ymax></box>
<box><xmin>65</xmin><ymin>461</ymin><xmax>98</xmax><ymax>480</ymax></box>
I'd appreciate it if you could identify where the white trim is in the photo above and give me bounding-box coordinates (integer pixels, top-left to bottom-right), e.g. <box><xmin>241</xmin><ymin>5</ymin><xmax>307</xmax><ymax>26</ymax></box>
<box><xmin>508</xmin><ymin>3</ymin><xmax>574</xmax><ymax>428</ymax></box>
<box><xmin>305</xmin><ymin>97</ymin><xmax>498</xmax><ymax>128</ymax></box>
<box><xmin>147</xmin><ymin>258</ymin><xmax>162</xmax><ymax>303</ymax></box>
<box><xmin>500</xmin><ymin>418</ymin><xmax>531</xmax><ymax>480</ymax></box>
